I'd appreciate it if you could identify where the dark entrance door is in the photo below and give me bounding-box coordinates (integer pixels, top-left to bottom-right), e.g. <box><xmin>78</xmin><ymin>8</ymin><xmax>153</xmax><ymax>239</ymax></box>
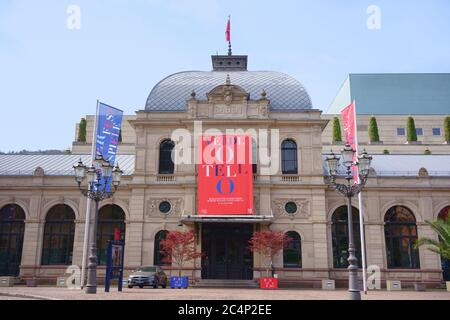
<box><xmin>201</xmin><ymin>224</ymin><xmax>253</xmax><ymax>280</ymax></box>
<box><xmin>0</xmin><ymin>205</ymin><xmax>25</xmax><ymax>276</ymax></box>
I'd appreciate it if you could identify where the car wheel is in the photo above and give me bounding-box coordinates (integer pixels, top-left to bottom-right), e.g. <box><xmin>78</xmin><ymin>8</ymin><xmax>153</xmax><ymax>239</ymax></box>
<box><xmin>128</xmin><ymin>285</ymin><xmax>133</xmax><ymax>289</ymax></box>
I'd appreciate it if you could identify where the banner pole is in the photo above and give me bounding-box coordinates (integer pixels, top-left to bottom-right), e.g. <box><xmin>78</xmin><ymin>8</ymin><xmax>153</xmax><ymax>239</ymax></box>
<box><xmin>353</xmin><ymin>100</ymin><xmax>368</xmax><ymax>294</ymax></box>
<box><xmin>80</xmin><ymin>100</ymin><xmax>99</xmax><ymax>289</ymax></box>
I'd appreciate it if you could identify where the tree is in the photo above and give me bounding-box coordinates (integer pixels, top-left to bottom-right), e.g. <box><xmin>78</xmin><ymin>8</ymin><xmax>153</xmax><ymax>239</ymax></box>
<box><xmin>414</xmin><ymin>219</ymin><xmax>450</xmax><ymax>260</ymax></box>
<box><xmin>368</xmin><ymin>116</ymin><xmax>380</xmax><ymax>143</ymax></box>
<box><xmin>406</xmin><ymin>116</ymin><xmax>417</xmax><ymax>142</ymax></box>
<box><xmin>444</xmin><ymin>116</ymin><xmax>450</xmax><ymax>143</ymax></box>
<box><xmin>248</xmin><ymin>231</ymin><xmax>292</xmax><ymax>278</ymax></box>
<box><xmin>332</xmin><ymin>117</ymin><xmax>342</xmax><ymax>143</ymax></box>
<box><xmin>77</xmin><ymin>118</ymin><xmax>87</xmax><ymax>142</ymax></box>
<box><xmin>159</xmin><ymin>230</ymin><xmax>203</xmax><ymax>277</ymax></box>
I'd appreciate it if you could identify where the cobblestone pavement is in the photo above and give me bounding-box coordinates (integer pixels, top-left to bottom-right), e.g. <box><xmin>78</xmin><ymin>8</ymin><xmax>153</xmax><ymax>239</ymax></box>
<box><xmin>0</xmin><ymin>287</ymin><xmax>449</xmax><ymax>300</ymax></box>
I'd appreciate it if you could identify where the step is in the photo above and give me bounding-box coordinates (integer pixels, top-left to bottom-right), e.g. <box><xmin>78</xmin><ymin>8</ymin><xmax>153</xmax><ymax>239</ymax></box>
<box><xmin>194</xmin><ymin>279</ymin><xmax>259</xmax><ymax>288</ymax></box>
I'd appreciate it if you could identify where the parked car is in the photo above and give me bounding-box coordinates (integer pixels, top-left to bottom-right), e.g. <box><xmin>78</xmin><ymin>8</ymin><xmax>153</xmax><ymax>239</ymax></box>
<box><xmin>127</xmin><ymin>266</ymin><xmax>167</xmax><ymax>289</ymax></box>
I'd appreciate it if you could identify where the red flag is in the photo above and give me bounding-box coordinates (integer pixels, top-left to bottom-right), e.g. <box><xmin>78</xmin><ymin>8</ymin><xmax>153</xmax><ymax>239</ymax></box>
<box><xmin>225</xmin><ymin>16</ymin><xmax>231</xmax><ymax>42</ymax></box>
<box><xmin>114</xmin><ymin>227</ymin><xmax>120</xmax><ymax>241</ymax></box>
<box><xmin>340</xmin><ymin>101</ymin><xmax>359</xmax><ymax>181</ymax></box>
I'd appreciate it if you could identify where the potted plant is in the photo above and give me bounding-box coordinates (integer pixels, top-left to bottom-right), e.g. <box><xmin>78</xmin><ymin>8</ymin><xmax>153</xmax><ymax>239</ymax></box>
<box><xmin>248</xmin><ymin>230</ymin><xmax>292</xmax><ymax>289</ymax></box>
<box><xmin>160</xmin><ymin>230</ymin><xmax>202</xmax><ymax>289</ymax></box>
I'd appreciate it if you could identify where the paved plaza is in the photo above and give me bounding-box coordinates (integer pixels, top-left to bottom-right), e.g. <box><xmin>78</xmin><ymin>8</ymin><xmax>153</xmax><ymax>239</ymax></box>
<box><xmin>0</xmin><ymin>286</ymin><xmax>449</xmax><ymax>300</ymax></box>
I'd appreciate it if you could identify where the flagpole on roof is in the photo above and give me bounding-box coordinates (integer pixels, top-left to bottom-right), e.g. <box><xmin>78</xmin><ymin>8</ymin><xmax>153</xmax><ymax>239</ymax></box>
<box><xmin>80</xmin><ymin>100</ymin><xmax>100</xmax><ymax>289</ymax></box>
<box><xmin>226</xmin><ymin>15</ymin><xmax>232</xmax><ymax>56</ymax></box>
<box><xmin>353</xmin><ymin>99</ymin><xmax>368</xmax><ymax>294</ymax></box>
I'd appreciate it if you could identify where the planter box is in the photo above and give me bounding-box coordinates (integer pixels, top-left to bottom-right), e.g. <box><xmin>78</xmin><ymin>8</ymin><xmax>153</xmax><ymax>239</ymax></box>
<box><xmin>56</xmin><ymin>277</ymin><xmax>68</xmax><ymax>287</ymax></box>
<box><xmin>26</xmin><ymin>279</ymin><xmax>38</xmax><ymax>287</ymax></box>
<box><xmin>322</xmin><ymin>279</ymin><xmax>335</xmax><ymax>290</ymax></box>
<box><xmin>386</xmin><ymin>280</ymin><xmax>401</xmax><ymax>291</ymax></box>
<box><xmin>0</xmin><ymin>277</ymin><xmax>15</xmax><ymax>287</ymax></box>
<box><xmin>260</xmin><ymin>277</ymin><xmax>278</xmax><ymax>289</ymax></box>
<box><xmin>170</xmin><ymin>276</ymin><xmax>189</xmax><ymax>289</ymax></box>
<box><xmin>414</xmin><ymin>283</ymin><xmax>426</xmax><ymax>292</ymax></box>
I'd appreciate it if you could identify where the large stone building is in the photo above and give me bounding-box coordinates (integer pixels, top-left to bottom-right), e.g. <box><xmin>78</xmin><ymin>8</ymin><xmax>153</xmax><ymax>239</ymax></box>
<box><xmin>1</xmin><ymin>53</ymin><xmax>449</xmax><ymax>288</ymax></box>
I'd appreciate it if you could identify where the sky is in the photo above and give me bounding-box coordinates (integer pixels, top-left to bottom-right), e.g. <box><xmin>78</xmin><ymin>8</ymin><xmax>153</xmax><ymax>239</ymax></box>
<box><xmin>0</xmin><ymin>0</ymin><xmax>449</xmax><ymax>152</ymax></box>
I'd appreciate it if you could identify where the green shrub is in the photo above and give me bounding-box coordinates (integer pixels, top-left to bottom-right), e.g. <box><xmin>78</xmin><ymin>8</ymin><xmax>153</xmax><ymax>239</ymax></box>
<box><xmin>332</xmin><ymin>117</ymin><xmax>342</xmax><ymax>143</ymax></box>
<box><xmin>368</xmin><ymin>116</ymin><xmax>380</xmax><ymax>143</ymax></box>
<box><xmin>445</xmin><ymin>116</ymin><xmax>450</xmax><ymax>142</ymax></box>
<box><xmin>406</xmin><ymin>116</ymin><xmax>417</xmax><ymax>142</ymax></box>
<box><xmin>77</xmin><ymin>118</ymin><xmax>87</xmax><ymax>142</ymax></box>
<box><xmin>383</xmin><ymin>149</ymin><xmax>390</xmax><ymax>155</ymax></box>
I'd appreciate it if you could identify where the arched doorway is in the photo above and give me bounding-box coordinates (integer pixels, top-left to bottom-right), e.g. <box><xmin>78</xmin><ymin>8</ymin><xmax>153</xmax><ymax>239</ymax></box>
<box><xmin>154</xmin><ymin>230</ymin><xmax>169</xmax><ymax>266</ymax></box>
<box><xmin>0</xmin><ymin>204</ymin><xmax>25</xmax><ymax>276</ymax></box>
<box><xmin>331</xmin><ymin>206</ymin><xmax>362</xmax><ymax>268</ymax></box>
<box><xmin>283</xmin><ymin>231</ymin><xmax>302</xmax><ymax>268</ymax></box>
<box><xmin>438</xmin><ymin>206</ymin><xmax>450</xmax><ymax>281</ymax></box>
<box><xmin>41</xmin><ymin>204</ymin><xmax>76</xmax><ymax>265</ymax></box>
<box><xmin>97</xmin><ymin>205</ymin><xmax>126</xmax><ymax>265</ymax></box>
<box><xmin>384</xmin><ymin>206</ymin><xmax>420</xmax><ymax>269</ymax></box>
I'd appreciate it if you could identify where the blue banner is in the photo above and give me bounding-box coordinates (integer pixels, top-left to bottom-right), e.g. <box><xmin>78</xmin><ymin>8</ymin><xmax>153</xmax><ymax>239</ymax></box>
<box><xmin>95</xmin><ymin>102</ymin><xmax>124</xmax><ymax>191</ymax></box>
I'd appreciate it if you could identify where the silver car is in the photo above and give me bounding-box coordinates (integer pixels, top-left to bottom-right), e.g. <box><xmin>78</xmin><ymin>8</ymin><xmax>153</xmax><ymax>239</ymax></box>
<box><xmin>127</xmin><ymin>266</ymin><xmax>167</xmax><ymax>289</ymax></box>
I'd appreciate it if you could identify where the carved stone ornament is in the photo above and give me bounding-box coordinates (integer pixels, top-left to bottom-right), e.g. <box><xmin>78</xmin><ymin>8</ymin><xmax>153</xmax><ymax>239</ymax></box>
<box><xmin>272</xmin><ymin>199</ymin><xmax>310</xmax><ymax>218</ymax></box>
<box><xmin>146</xmin><ymin>198</ymin><xmax>184</xmax><ymax>217</ymax></box>
<box><xmin>33</xmin><ymin>167</ymin><xmax>45</xmax><ymax>177</ymax></box>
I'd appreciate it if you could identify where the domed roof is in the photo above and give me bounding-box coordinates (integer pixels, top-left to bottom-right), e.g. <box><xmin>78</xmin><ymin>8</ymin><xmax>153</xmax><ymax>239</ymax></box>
<box><xmin>145</xmin><ymin>71</ymin><xmax>313</xmax><ymax>112</ymax></box>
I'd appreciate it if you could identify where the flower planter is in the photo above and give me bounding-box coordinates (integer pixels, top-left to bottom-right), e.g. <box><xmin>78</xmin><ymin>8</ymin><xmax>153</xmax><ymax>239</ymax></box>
<box><xmin>260</xmin><ymin>277</ymin><xmax>278</xmax><ymax>289</ymax></box>
<box><xmin>170</xmin><ymin>276</ymin><xmax>189</xmax><ymax>289</ymax></box>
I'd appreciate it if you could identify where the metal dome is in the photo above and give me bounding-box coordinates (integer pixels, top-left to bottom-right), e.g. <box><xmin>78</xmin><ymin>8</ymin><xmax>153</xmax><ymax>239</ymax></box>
<box><xmin>145</xmin><ymin>71</ymin><xmax>313</xmax><ymax>112</ymax></box>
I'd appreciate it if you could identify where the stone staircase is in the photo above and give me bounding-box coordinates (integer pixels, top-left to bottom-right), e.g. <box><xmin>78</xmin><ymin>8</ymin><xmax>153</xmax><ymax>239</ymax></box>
<box><xmin>193</xmin><ymin>279</ymin><xmax>259</xmax><ymax>288</ymax></box>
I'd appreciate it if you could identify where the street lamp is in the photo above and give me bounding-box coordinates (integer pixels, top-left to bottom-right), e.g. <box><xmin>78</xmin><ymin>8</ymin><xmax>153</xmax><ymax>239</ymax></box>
<box><xmin>73</xmin><ymin>156</ymin><xmax>123</xmax><ymax>294</ymax></box>
<box><xmin>325</xmin><ymin>145</ymin><xmax>372</xmax><ymax>300</ymax></box>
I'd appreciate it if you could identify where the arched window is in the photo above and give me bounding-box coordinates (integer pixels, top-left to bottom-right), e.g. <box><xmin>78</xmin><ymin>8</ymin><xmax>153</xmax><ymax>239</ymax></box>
<box><xmin>384</xmin><ymin>206</ymin><xmax>420</xmax><ymax>269</ymax></box>
<box><xmin>281</xmin><ymin>139</ymin><xmax>298</xmax><ymax>174</ymax></box>
<box><xmin>283</xmin><ymin>231</ymin><xmax>302</xmax><ymax>268</ymax></box>
<box><xmin>97</xmin><ymin>205</ymin><xmax>126</xmax><ymax>265</ymax></box>
<box><xmin>159</xmin><ymin>139</ymin><xmax>175</xmax><ymax>174</ymax></box>
<box><xmin>0</xmin><ymin>204</ymin><xmax>25</xmax><ymax>276</ymax></box>
<box><xmin>438</xmin><ymin>206</ymin><xmax>450</xmax><ymax>221</ymax></box>
<box><xmin>331</xmin><ymin>206</ymin><xmax>362</xmax><ymax>268</ymax></box>
<box><xmin>154</xmin><ymin>230</ymin><xmax>169</xmax><ymax>266</ymax></box>
<box><xmin>41</xmin><ymin>205</ymin><xmax>75</xmax><ymax>265</ymax></box>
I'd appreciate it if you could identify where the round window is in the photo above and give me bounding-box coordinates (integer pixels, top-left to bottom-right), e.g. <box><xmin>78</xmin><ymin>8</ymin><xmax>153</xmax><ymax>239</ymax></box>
<box><xmin>285</xmin><ymin>202</ymin><xmax>298</xmax><ymax>215</ymax></box>
<box><xmin>159</xmin><ymin>201</ymin><xmax>172</xmax><ymax>214</ymax></box>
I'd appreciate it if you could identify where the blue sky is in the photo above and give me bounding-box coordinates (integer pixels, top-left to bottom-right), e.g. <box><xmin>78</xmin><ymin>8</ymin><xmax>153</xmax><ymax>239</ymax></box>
<box><xmin>1</xmin><ymin>0</ymin><xmax>449</xmax><ymax>151</ymax></box>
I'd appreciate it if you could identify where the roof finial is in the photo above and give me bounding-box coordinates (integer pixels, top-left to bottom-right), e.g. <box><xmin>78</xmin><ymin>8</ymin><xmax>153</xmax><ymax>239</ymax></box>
<box><xmin>226</xmin><ymin>74</ymin><xmax>231</xmax><ymax>85</ymax></box>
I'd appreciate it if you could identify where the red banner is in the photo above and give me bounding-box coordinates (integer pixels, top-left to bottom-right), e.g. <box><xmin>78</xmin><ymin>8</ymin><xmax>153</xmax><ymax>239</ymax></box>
<box><xmin>340</xmin><ymin>101</ymin><xmax>359</xmax><ymax>181</ymax></box>
<box><xmin>198</xmin><ymin>134</ymin><xmax>253</xmax><ymax>215</ymax></box>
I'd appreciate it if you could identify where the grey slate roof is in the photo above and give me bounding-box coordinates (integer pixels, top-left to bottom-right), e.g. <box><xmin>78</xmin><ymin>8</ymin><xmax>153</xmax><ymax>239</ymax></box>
<box><xmin>322</xmin><ymin>154</ymin><xmax>450</xmax><ymax>177</ymax></box>
<box><xmin>0</xmin><ymin>155</ymin><xmax>135</xmax><ymax>176</ymax></box>
<box><xmin>145</xmin><ymin>71</ymin><xmax>313</xmax><ymax>112</ymax></box>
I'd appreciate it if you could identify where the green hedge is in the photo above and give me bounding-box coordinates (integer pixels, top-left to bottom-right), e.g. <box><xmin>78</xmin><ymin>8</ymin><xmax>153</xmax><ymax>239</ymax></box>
<box><xmin>406</xmin><ymin>116</ymin><xmax>417</xmax><ymax>142</ymax></box>
<box><xmin>445</xmin><ymin>116</ymin><xmax>450</xmax><ymax>142</ymax></box>
<box><xmin>368</xmin><ymin>116</ymin><xmax>380</xmax><ymax>143</ymax></box>
<box><xmin>77</xmin><ymin>118</ymin><xmax>87</xmax><ymax>142</ymax></box>
<box><xmin>332</xmin><ymin>117</ymin><xmax>342</xmax><ymax>143</ymax></box>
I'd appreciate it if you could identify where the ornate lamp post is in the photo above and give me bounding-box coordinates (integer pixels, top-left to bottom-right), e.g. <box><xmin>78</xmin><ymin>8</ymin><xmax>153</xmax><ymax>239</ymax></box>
<box><xmin>73</xmin><ymin>155</ymin><xmax>123</xmax><ymax>294</ymax></box>
<box><xmin>325</xmin><ymin>145</ymin><xmax>372</xmax><ymax>300</ymax></box>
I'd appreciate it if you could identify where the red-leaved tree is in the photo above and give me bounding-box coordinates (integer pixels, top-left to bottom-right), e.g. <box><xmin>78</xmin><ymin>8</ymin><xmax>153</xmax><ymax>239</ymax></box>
<box><xmin>160</xmin><ymin>230</ymin><xmax>203</xmax><ymax>277</ymax></box>
<box><xmin>248</xmin><ymin>231</ymin><xmax>292</xmax><ymax>278</ymax></box>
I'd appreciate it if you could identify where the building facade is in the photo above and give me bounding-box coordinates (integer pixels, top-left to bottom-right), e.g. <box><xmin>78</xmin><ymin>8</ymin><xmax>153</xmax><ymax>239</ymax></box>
<box><xmin>1</xmin><ymin>55</ymin><xmax>449</xmax><ymax>287</ymax></box>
